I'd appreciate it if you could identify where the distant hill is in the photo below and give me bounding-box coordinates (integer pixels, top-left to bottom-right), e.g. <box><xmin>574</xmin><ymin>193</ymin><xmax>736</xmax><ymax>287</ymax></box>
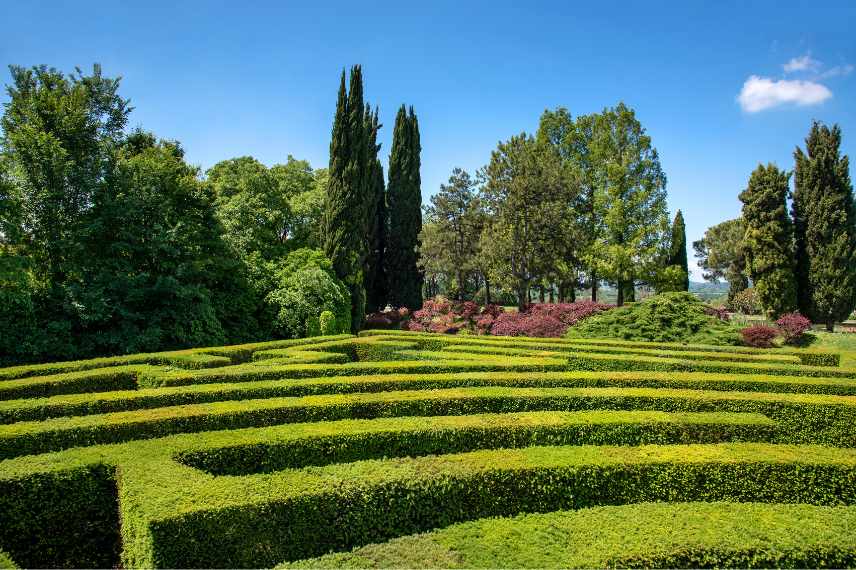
<box><xmin>689</xmin><ymin>281</ymin><xmax>730</xmax><ymax>301</ymax></box>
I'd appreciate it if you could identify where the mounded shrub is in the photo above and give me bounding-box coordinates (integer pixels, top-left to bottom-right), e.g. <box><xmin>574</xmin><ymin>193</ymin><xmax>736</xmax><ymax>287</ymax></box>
<box><xmin>776</xmin><ymin>313</ymin><xmax>812</xmax><ymax>345</ymax></box>
<box><xmin>568</xmin><ymin>292</ymin><xmax>741</xmax><ymax>344</ymax></box>
<box><xmin>741</xmin><ymin>325</ymin><xmax>779</xmax><ymax>348</ymax></box>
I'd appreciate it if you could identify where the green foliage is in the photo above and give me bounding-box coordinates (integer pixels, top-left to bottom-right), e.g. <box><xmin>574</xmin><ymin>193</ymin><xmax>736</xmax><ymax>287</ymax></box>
<box><xmin>386</xmin><ymin>105</ymin><xmax>423</xmax><ymax>310</ymax></box>
<box><xmin>792</xmin><ymin>122</ymin><xmax>856</xmax><ymax>329</ymax></box>
<box><xmin>740</xmin><ymin>164</ymin><xmax>798</xmax><ymax>318</ymax></box>
<box><xmin>283</xmin><ymin>502</ymin><xmax>856</xmax><ymax>569</ymax></box>
<box><xmin>319</xmin><ymin>310</ymin><xmax>336</xmax><ymax>336</ymax></box>
<box><xmin>568</xmin><ymin>292</ymin><xmax>741</xmax><ymax>344</ymax></box>
<box><xmin>265</xmin><ymin>249</ymin><xmax>351</xmax><ymax>338</ymax></box>
<box><xmin>663</xmin><ymin>210</ymin><xmax>689</xmax><ymax>291</ymax></box>
<box><xmin>693</xmin><ymin>218</ymin><xmax>749</xmax><ymax>304</ymax></box>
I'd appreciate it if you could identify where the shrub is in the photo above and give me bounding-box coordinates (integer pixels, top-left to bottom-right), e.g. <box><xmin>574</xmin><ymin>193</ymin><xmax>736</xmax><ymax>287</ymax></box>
<box><xmin>704</xmin><ymin>305</ymin><xmax>730</xmax><ymax>322</ymax></box>
<box><xmin>740</xmin><ymin>325</ymin><xmax>779</xmax><ymax>348</ymax></box>
<box><xmin>490</xmin><ymin>312</ymin><xmax>568</xmax><ymax>338</ymax></box>
<box><xmin>407</xmin><ymin>297</ymin><xmax>504</xmax><ymax>334</ymax></box>
<box><xmin>569</xmin><ymin>292</ymin><xmax>741</xmax><ymax>345</ymax></box>
<box><xmin>319</xmin><ymin>311</ymin><xmax>336</xmax><ymax>336</ymax></box>
<box><xmin>729</xmin><ymin>288</ymin><xmax>761</xmax><ymax>315</ymax></box>
<box><xmin>775</xmin><ymin>313</ymin><xmax>811</xmax><ymax>345</ymax></box>
<box><xmin>265</xmin><ymin>250</ymin><xmax>351</xmax><ymax>338</ymax></box>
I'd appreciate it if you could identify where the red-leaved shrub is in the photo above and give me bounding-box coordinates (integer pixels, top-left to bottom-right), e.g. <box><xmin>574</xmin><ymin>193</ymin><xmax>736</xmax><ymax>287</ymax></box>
<box><xmin>704</xmin><ymin>305</ymin><xmax>730</xmax><ymax>321</ymax></box>
<box><xmin>775</xmin><ymin>312</ymin><xmax>811</xmax><ymax>345</ymax></box>
<box><xmin>740</xmin><ymin>325</ymin><xmax>779</xmax><ymax>348</ymax></box>
<box><xmin>490</xmin><ymin>301</ymin><xmax>613</xmax><ymax>338</ymax></box>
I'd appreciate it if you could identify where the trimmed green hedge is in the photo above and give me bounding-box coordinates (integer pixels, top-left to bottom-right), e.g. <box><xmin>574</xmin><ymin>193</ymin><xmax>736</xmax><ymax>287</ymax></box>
<box><xmin>565</xmin><ymin>351</ymin><xmax>856</xmax><ymax>378</ymax></box>
<box><xmin>6</xmin><ymin>370</ymin><xmax>856</xmax><ymax>425</ymax></box>
<box><xmin>121</xmin><ymin>443</ymin><xmax>856</xmax><ymax>567</ymax></box>
<box><xmin>4</xmin><ymin>385</ymin><xmax>856</xmax><ymax>459</ymax></box>
<box><xmin>174</xmin><ymin>410</ymin><xmax>776</xmax><ymax>475</ymax></box>
<box><xmin>0</xmin><ymin>366</ymin><xmax>142</xmax><ymax>401</ymax></box>
<box><xmin>281</xmin><ymin>502</ymin><xmax>856</xmax><ymax>569</ymax></box>
<box><xmin>0</xmin><ymin>464</ymin><xmax>120</xmax><ymax>569</ymax></box>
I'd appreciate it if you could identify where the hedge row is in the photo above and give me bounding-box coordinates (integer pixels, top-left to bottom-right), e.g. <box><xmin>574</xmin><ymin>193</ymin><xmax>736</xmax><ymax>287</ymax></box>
<box><xmin>439</xmin><ymin>342</ymin><xmax>803</xmax><ymax>365</ymax></box>
<box><xmin>5</xmin><ymin>385</ymin><xmax>856</xmax><ymax>458</ymax></box>
<box><xmin>173</xmin><ymin>410</ymin><xmax>776</xmax><ymax>475</ymax></box>
<box><xmin>360</xmin><ymin>330</ymin><xmax>842</xmax><ymax>367</ymax></box>
<box><xmin>6</xmin><ymin>370</ymin><xmax>856</xmax><ymax>425</ymax></box>
<box><xmin>281</xmin><ymin>502</ymin><xmax>856</xmax><ymax>569</ymax></box>
<box><xmin>565</xmin><ymin>351</ymin><xmax>856</xmax><ymax>378</ymax></box>
<box><xmin>0</xmin><ymin>335</ymin><xmax>354</xmax><ymax>381</ymax></box>
<box><xmin>0</xmin><ymin>366</ymin><xmax>141</xmax><ymax>401</ymax></box>
<box><xmin>0</xmin><ymin>464</ymin><xmax>120</xmax><ymax>569</ymax></box>
<box><xmin>118</xmin><ymin>443</ymin><xmax>856</xmax><ymax>567</ymax></box>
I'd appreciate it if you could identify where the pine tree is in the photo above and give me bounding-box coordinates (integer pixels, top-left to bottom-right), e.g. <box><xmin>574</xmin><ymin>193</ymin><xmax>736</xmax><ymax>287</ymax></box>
<box><xmin>792</xmin><ymin>122</ymin><xmax>856</xmax><ymax>330</ymax></box>
<box><xmin>322</xmin><ymin>66</ymin><xmax>372</xmax><ymax>332</ymax></box>
<box><xmin>739</xmin><ymin>163</ymin><xmax>797</xmax><ymax>318</ymax></box>
<box><xmin>386</xmin><ymin>105</ymin><xmax>423</xmax><ymax>309</ymax></box>
<box><xmin>667</xmin><ymin>210</ymin><xmax>689</xmax><ymax>291</ymax></box>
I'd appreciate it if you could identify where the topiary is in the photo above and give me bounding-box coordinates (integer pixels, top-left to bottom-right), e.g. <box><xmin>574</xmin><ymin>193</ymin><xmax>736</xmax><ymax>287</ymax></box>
<box><xmin>567</xmin><ymin>292</ymin><xmax>741</xmax><ymax>345</ymax></box>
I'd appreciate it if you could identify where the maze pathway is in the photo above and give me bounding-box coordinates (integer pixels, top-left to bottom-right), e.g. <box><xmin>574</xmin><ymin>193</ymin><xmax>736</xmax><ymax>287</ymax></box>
<box><xmin>0</xmin><ymin>332</ymin><xmax>854</xmax><ymax>568</ymax></box>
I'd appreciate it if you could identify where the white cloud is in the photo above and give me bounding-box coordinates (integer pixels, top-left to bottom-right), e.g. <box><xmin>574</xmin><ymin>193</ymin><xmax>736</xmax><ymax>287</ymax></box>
<box><xmin>819</xmin><ymin>64</ymin><xmax>854</xmax><ymax>78</ymax></box>
<box><xmin>783</xmin><ymin>54</ymin><xmax>821</xmax><ymax>73</ymax></box>
<box><xmin>737</xmin><ymin>75</ymin><xmax>832</xmax><ymax>113</ymax></box>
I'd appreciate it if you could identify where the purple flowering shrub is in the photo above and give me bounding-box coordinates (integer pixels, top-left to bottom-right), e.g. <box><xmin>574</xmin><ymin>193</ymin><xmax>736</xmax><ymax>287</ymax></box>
<box><xmin>740</xmin><ymin>325</ymin><xmax>779</xmax><ymax>348</ymax></box>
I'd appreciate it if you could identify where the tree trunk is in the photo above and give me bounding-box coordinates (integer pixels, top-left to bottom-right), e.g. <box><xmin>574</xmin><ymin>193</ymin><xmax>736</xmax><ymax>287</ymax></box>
<box><xmin>616</xmin><ymin>282</ymin><xmax>624</xmax><ymax>307</ymax></box>
<box><xmin>548</xmin><ymin>286</ymin><xmax>554</xmax><ymax>303</ymax></box>
<box><xmin>826</xmin><ymin>318</ymin><xmax>834</xmax><ymax>332</ymax></box>
<box><xmin>623</xmin><ymin>280</ymin><xmax>636</xmax><ymax>303</ymax></box>
<box><xmin>456</xmin><ymin>270</ymin><xmax>465</xmax><ymax>301</ymax></box>
<box><xmin>484</xmin><ymin>276</ymin><xmax>491</xmax><ymax>306</ymax></box>
<box><xmin>591</xmin><ymin>270</ymin><xmax>598</xmax><ymax>302</ymax></box>
<box><xmin>539</xmin><ymin>286</ymin><xmax>545</xmax><ymax>303</ymax></box>
<box><xmin>569</xmin><ymin>284</ymin><xmax>575</xmax><ymax>302</ymax></box>
<box><xmin>517</xmin><ymin>280</ymin><xmax>529</xmax><ymax>312</ymax></box>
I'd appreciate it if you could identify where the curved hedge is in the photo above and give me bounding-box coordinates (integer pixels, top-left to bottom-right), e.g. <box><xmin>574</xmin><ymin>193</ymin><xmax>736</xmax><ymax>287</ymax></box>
<box><xmin>1</xmin><ymin>330</ymin><xmax>855</xmax><ymax>568</ymax></box>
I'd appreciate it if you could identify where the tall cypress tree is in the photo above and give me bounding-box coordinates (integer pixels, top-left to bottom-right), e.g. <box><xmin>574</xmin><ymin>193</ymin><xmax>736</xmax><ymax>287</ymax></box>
<box><xmin>739</xmin><ymin>163</ymin><xmax>797</xmax><ymax>318</ymax></box>
<box><xmin>386</xmin><ymin>105</ymin><xmax>423</xmax><ymax>309</ymax></box>
<box><xmin>792</xmin><ymin>122</ymin><xmax>856</xmax><ymax>330</ymax></box>
<box><xmin>667</xmin><ymin>209</ymin><xmax>690</xmax><ymax>291</ymax></box>
<box><xmin>364</xmin><ymin>107</ymin><xmax>387</xmax><ymax>312</ymax></box>
<box><xmin>323</xmin><ymin>66</ymin><xmax>372</xmax><ymax>333</ymax></box>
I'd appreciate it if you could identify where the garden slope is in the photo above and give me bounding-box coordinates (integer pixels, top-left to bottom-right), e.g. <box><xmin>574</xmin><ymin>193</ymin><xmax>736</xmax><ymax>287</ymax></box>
<box><xmin>0</xmin><ymin>331</ymin><xmax>854</xmax><ymax>568</ymax></box>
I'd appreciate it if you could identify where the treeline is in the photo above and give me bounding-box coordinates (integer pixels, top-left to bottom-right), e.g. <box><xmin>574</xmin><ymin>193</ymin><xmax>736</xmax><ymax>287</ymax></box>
<box><xmin>419</xmin><ymin>104</ymin><xmax>689</xmax><ymax>309</ymax></box>
<box><xmin>694</xmin><ymin>122</ymin><xmax>856</xmax><ymax>330</ymax></box>
<box><xmin>0</xmin><ymin>64</ymin><xmax>423</xmax><ymax>364</ymax></box>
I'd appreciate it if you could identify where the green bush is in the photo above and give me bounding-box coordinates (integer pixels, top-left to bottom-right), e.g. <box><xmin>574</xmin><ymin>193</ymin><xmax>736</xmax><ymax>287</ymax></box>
<box><xmin>281</xmin><ymin>502</ymin><xmax>856</xmax><ymax>569</ymax></box>
<box><xmin>567</xmin><ymin>292</ymin><xmax>742</xmax><ymax>344</ymax></box>
<box><xmin>319</xmin><ymin>310</ymin><xmax>336</xmax><ymax>336</ymax></box>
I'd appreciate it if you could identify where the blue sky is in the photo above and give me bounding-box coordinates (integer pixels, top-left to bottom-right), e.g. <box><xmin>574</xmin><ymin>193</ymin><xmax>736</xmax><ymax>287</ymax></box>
<box><xmin>2</xmin><ymin>0</ymin><xmax>854</xmax><ymax>279</ymax></box>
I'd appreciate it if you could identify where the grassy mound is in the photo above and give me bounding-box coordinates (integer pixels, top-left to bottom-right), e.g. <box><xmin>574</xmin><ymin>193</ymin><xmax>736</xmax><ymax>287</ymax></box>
<box><xmin>566</xmin><ymin>292</ymin><xmax>741</xmax><ymax>344</ymax></box>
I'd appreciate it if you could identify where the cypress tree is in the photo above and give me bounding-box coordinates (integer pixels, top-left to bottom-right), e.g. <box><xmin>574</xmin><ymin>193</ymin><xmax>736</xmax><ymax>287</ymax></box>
<box><xmin>386</xmin><ymin>105</ymin><xmax>423</xmax><ymax>309</ymax></box>
<box><xmin>667</xmin><ymin>210</ymin><xmax>689</xmax><ymax>291</ymax></box>
<box><xmin>323</xmin><ymin>66</ymin><xmax>372</xmax><ymax>333</ymax></box>
<box><xmin>364</xmin><ymin>107</ymin><xmax>387</xmax><ymax>312</ymax></box>
<box><xmin>739</xmin><ymin>163</ymin><xmax>797</xmax><ymax>318</ymax></box>
<box><xmin>793</xmin><ymin>122</ymin><xmax>856</xmax><ymax>330</ymax></box>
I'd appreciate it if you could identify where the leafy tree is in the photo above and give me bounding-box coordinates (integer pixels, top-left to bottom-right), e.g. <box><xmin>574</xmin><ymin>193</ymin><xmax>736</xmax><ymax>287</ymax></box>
<box><xmin>589</xmin><ymin>103</ymin><xmax>669</xmax><ymax>305</ymax></box>
<box><xmin>207</xmin><ymin>156</ymin><xmax>292</xmax><ymax>262</ymax></box>
<box><xmin>1</xmin><ymin>64</ymin><xmax>130</xmax><ymax>286</ymax></box>
<box><xmin>481</xmin><ymin>134</ymin><xmax>569</xmax><ymax>309</ymax></box>
<box><xmin>662</xmin><ymin>209</ymin><xmax>689</xmax><ymax>291</ymax></box>
<box><xmin>386</xmin><ymin>105</ymin><xmax>423</xmax><ymax>310</ymax></box>
<box><xmin>792</xmin><ymin>122</ymin><xmax>856</xmax><ymax>330</ymax></box>
<box><xmin>739</xmin><ymin>163</ymin><xmax>797</xmax><ymax>318</ymax></box>
<box><xmin>265</xmin><ymin>248</ymin><xmax>351</xmax><ymax>338</ymax></box>
<box><xmin>419</xmin><ymin>168</ymin><xmax>482</xmax><ymax>299</ymax></box>
<box><xmin>537</xmin><ymin>108</ymin><xmax>599</xmax><ymax>301</ymax></box>
<box><xmin>692</xmin><ymin>217</ymin><xmax>748</xmax><ymax>304</ymax></box>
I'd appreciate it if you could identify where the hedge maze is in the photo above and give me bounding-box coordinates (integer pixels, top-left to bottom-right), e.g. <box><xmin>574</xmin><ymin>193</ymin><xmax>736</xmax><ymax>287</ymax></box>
<box><xmin>2</xmin><ymin>331</ymin><xmax>856</xmax><ymax>568</ymax></box>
